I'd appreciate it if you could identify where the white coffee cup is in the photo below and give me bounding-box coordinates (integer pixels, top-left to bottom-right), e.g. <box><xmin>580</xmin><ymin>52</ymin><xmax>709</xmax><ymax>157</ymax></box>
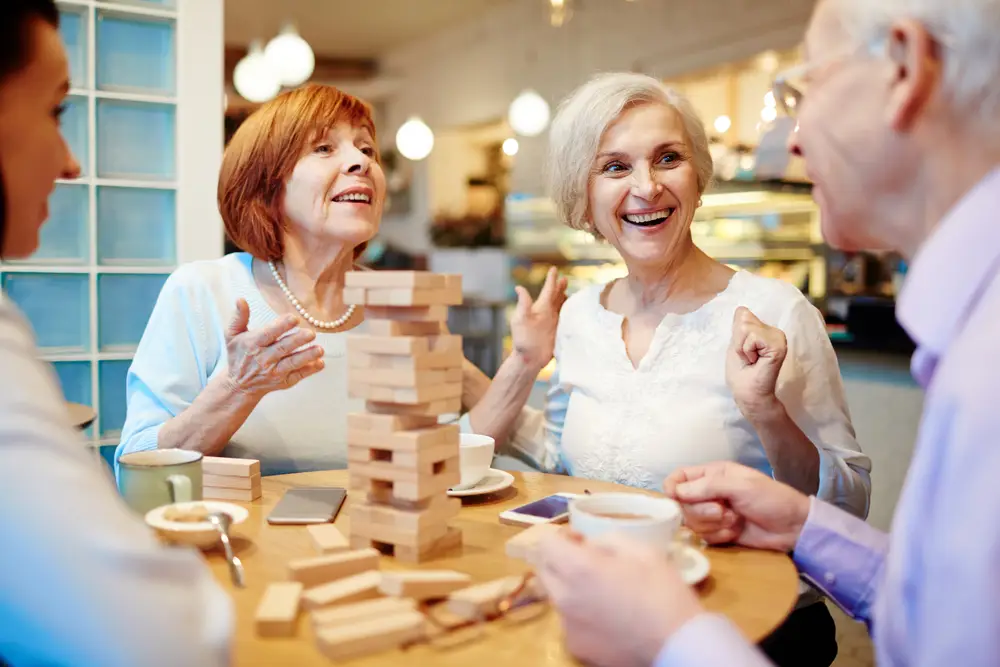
<box><xmin>569</xmin><ymin>492</ymin><xmax>682</xmax><ymax>556</ymax></box>
<box><xmin>455</xmin><ymin>433</ymin><xmax>495</xmax><ymax>490</ymax></box>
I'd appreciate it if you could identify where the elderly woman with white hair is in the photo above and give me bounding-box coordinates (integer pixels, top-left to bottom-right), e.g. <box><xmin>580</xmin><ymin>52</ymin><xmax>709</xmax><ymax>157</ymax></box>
<box><xmin>470</xmin><ymin>72</ymin><xmax>872</xmax><ymax>666</ymax></box>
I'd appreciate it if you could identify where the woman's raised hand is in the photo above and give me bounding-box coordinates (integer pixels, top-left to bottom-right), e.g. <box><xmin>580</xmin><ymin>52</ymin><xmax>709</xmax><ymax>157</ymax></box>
<box><xmin>510</xmin><ymin>267</ymin><xmax>569</xmax><ymax>371</ymax></box>
<box><xmin>222</xmin><ymin>299</ymin><xmax>325</xmax><ymax>399</ymax></box>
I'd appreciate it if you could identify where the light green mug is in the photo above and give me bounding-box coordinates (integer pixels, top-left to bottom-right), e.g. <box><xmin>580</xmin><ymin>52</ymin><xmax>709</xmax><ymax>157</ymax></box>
<box><xmin>117</xmin><ymin>449</ymin><xmax>203</xmax><ymax>515</ymax></box>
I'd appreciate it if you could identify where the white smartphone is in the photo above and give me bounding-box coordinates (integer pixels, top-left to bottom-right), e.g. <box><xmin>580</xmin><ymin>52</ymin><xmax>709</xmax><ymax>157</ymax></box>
<box><xmin>498</xmin><ymin>492</ymin><xmax>581</xmax><ymax>527</ymax></box>
<box><xmin>267</xmin><ymin>487</ymin><xmax>347</xmax><ymax>525</ymax></box>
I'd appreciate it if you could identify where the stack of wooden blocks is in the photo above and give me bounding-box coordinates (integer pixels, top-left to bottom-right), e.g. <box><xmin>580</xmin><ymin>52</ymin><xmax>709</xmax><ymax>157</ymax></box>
<box><xmin>202</xmin><ymin>456</ymin><xmax>261</xmax><ymax>502</ymax></box>
<box><xmin>342</xmin><ymin>270</ymin><xmax>465</xmax><ymax>563</ymax></box>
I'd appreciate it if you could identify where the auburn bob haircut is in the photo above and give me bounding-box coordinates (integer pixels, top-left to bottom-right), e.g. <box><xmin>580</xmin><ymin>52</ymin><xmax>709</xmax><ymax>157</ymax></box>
<box><xmin>218</xmin><ymin>83</ymin><xmax>379</xmax><ymax>260</ymax></box>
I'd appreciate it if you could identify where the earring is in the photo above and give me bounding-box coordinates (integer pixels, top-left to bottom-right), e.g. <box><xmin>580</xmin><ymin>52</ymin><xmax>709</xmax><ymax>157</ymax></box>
<box><xmin>697</xmin><ymin>198</ymin><xmax>703</xmax><ymax>207</ymax></box>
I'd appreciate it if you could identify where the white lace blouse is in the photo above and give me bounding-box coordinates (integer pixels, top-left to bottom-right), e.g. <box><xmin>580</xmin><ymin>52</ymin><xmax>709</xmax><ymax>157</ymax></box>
<box><xmin>504</xmin><ymin>270</ymin><xmax>872</xmax><ymax>518</ymax></box>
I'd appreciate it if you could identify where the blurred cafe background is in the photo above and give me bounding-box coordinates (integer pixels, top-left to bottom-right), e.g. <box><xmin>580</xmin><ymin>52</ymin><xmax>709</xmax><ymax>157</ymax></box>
<box><xmin>4</xmin><ymin>5</ymin><xmax>915</xmax><ymax>657</ymax></box>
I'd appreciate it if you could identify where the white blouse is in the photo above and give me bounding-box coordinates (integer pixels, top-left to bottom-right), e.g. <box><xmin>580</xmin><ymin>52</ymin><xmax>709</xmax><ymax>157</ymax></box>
<box><xmin>505</xmin><ymin>270</ymin><xmax>872</xmax><ymax>518</ymax></box>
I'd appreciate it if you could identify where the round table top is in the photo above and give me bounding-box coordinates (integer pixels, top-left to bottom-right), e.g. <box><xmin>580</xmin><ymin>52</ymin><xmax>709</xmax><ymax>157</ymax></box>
<box><xmin>208</xmin><ymin>470</ymin><xmax>799</xmax><ymax>666</ymax></box>
<box><xmin>66</xmin><ymin>402</ymin><xmax>96</xmax><ymax>430</ymax></box>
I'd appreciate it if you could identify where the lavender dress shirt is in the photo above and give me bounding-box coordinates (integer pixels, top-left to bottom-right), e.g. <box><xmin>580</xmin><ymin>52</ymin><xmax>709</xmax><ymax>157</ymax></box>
<box><xmin>656</xmin><ymin>167</ymin><xmax>1000</xmax><ymax>666</ymax></box>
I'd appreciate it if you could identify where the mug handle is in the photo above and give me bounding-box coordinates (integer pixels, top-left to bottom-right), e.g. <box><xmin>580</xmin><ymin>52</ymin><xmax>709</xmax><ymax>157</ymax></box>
<box><xmin>166</xmin><ymin>475</ymin><xmax>192</xmax><ymax>503</ymax></box>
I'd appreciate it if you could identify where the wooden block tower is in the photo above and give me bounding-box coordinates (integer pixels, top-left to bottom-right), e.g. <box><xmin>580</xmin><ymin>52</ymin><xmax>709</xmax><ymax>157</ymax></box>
<box><xmin>343</xmin><ymin>271</ymin><xmax>464</xmax><ymax>563</ymax></box>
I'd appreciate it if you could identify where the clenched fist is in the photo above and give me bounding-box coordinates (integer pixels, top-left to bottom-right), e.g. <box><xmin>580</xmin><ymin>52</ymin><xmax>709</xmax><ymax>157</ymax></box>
<box><xmin>725</xmin><ymin>306</ymin><xmax>787</xmax><ymax>418</ymax></box>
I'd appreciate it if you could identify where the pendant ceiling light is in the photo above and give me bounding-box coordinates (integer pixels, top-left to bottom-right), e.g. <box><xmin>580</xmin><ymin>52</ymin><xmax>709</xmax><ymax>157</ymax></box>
<box><xmin>508</xmin><ymin>89</ymin><xmax>551</xmax><ymax>137</ymax></box>
<box><xmin>233</xmin><ymin>41</ymin><xmax>281</xmax><ymax>103</ymax></box>
<box><xmin>395</xmin><ymin>117</ymin><xmax>435</xmax><ymax>161</ymax></box>
<box><xmin>264</xmin><ymin>24</ymin><xmax>315</xmax><ymax>87</ymax></box>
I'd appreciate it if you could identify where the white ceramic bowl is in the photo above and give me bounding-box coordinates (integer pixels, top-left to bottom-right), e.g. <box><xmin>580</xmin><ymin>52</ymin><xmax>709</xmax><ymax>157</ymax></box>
<box><xmin>569</xmin><ymin>493</ymin><xmax>682</xmax><ymax>555</ymax></box>
<box><xmin>145</xmin><ymin>501</ymin><xmax>249</xmax><ymax>550</ymax></box>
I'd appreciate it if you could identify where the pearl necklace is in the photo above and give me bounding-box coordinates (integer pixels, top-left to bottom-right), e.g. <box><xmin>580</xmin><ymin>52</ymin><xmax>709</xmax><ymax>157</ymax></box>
<box><xmin>268</xmin><ymin>260</ymin><xmax>356</xmax><ymax>330</ymax></box>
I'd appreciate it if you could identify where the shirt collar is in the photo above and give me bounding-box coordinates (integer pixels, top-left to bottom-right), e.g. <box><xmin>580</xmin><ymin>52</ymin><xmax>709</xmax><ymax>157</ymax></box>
<box><xmin>898</xmin><ymin>167</ymin><xmax>1000</xmax><ymax>361</ymax></box>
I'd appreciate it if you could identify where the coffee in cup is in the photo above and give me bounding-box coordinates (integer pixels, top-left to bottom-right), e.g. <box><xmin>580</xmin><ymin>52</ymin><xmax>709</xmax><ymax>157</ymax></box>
<box><xmin>117</xmin><ymin>449</ymin><xmax>203</xmax><ymax>515</ymax></box>
<box><xmin>455</xmin><ymin>433</ymin><xmax>495</xmax><ymax>490</ymax></box>
<box><xmin>569</xmin><ymin>492</ymin><xmax>682</xmax><ymax>555</ymax></box>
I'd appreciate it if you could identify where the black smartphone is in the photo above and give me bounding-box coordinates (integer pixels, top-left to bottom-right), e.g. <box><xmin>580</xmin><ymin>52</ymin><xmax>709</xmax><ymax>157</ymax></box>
<box><xmin>266</xmin><ymin>487</ymin><xmax>347</xmax><ymax>525</ymax></box>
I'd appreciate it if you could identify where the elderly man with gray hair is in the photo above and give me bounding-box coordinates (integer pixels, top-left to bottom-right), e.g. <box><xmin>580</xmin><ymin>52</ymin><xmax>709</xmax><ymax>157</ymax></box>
<box><xmin>531</xmin><ymin>0</ymin><xmax>1000</xmax><ymax>665</ymax></box>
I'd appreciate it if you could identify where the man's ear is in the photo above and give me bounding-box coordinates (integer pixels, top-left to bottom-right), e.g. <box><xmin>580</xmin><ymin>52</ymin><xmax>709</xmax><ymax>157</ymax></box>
<box><xmin>885</xmin><ymin>19</ymin><xmax>943</xmax><ymax>132</ymax></box>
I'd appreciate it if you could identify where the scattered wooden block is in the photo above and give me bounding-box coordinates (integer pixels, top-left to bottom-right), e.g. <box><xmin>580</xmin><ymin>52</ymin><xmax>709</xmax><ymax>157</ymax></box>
<box><xmin>347</xmin><ymin>333</ymin><xmax>461</xmax><ymax>357</ymax></box>
<box><xmin>350</xmin><ymin>496</ymin><xmax>461</xmax><ymax>532</ymax></box>
<box><xmin>347</xmin><ymin>412</ymin><xmax>439</xmax><ymax>433</ymax></box>
<box><xmin>365</xmin><ymin>398</ymin><xmax>462</xmax><ymax>417</ymax></box>
<box><xmin>379</xmin><ymin>570</ymin><xmax>472</xmax><ymax>600</ymax></box>
<box><xmin>347</xmin><ymin>366</ymin><xmax>462</xmax><ymax>389</ymax></box>
<box><xmin>202</xmin><ymin>456</ymin><xmax>259</xmax><ymax>477</ymax></box>
<box><xmin>306</xmin><ymin>523</ymin><xmax>349</xmax><ymax>554</ymax></box>
<box><xmin>447</xmin><ymin>575</ymin><xmax>545</xmax><ymax>620</ymax></box>
<box><xmin>254</xmin><ymin>582</ymin><xmax>303</xmax><ymax>637</ymax></box>
<box><xmin>300</xmin><ymin>570</ymin><xmax>382</xmax><ymax>611</ymax></box>
<box><xmin>314</xmin><ymin>610</ymin><xmax>426</xmax><ymax>661</ymax></box>
<box><xmin>363</xmin><ymin>305</ymin><xmax>448</xmax><ymax>322</ymax></box>
<box><xmin>505</xmin><ymin>523</ymin><xmax>563</xmax><ymax>561</ymax></box>
<box><xmin>348</xmin><ymin>440</ymin><xmax>458</xmax><ymax>470</ymax></box>
<box><xmin>366</xmin><ymin>319</ymin><xmax>443</xmax><ymax>337</ymax></box>
<box><xmin>350</xmin><ymin>348</ymin><xmax>463</xmax><ymax>371</ymax></box>
<box><xmin>346</xmin><ymin>423</ymin><xmax>458</xmax><ymax>452</ymax></box>
<box><xmin>202</xmin><ymin>472</ymin><xmax>261</xmax><ymax>490</ymax></box>
<box><xmin>287</xmin><ymin>548</ymin><xmax>380</xmax><ymax>588</ymax></box>
<box><xmin>203</xmin><ymin>484</ymin><xmax>262</xmax><ymax>502</ymax></box>
<box><xmin>345</xmin><ymin>271</ymin><xmax>446</xmax><ymax>289</ymax></box>
<box><xmin>310</xmin><ymin>597</ymin><xmax>417</xmax><ymax>628</ymax></box>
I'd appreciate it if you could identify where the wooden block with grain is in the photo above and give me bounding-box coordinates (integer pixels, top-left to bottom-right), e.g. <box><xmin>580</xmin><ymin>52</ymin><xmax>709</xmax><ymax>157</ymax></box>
<box><xmin>350</xmin><ymin>495</ymin><xmax>460</xmax><ymax>532</ymax></box>
<box><xmin>203</xmin><ymin>484</ymin><xmax>261</xmax><ymax>502</ymax></box>
<box><xmin>349</xmin><ymin>348</ymin><xmax>463</xmax><ymax>372</ymax></box>
<box><xmin>347</xmin><ymin>412</ymin><xmax>439</xmax><ymax>433</ymax></box>
<box><xmin>348</xmin><ymin>440</ymin><xmax>458</xmax><ymax>471</ymax></box>
<box><xmin>505</xmin><ymin>523</ymin><xmax>563</xmax><ymax>561</ymax></box>
<box><xmin>349</xmin><ymin>457</ymin><xmax>459</xmax><ymax>502</ymax></box>
<box><xmin>347</xmin><ymin>333</ymin><xmax>461</xmax><ymax>357</ymax></box>
<box><xmin>347</xmin><ymin>365</ymin><xmax>462</xmax><ymax>389</ymax></box>
<box><xmin>357</xmin><ymin>284</ymin><xmax>462</xmax><ymax>307</ymax></box>
<box><xmin>306</xmin><ymin>523</ymin><xmax>349</xmax><ymax>554</ymax></box>
<box><xmin>350</xmin><ymin>380</ymin><xmax>462</xmax><ymax>405</ymax></box>
<box><xmin>254</xmin><ymin>582</ymin><xmax>303</xmax><ymax>637</ymax></box>
<box><xmin>310</xmin><ymin>597</ymin><xmax>417</xmax><ymax>628</ymax></box>
<box><xmin>314</xmin><ymin>610</ymin><xmax>426</xmax><ymax>661</ymax></box>
<box><xmin>366</xmin><ymin>319</ymin><xmax>443</xmax><ymax>337</ymax></box>
<box><xmin>300</xmin><ymin>570</ymin><xmax>382</xmax><ymax>611</ymax></box>
<box><xmin>363</xmin><ymin>305</ymin><xmax>448</xmax><ymax>322</ymax></box>
<box><xmin>378</xmin><ymin>570</ymin><xmax>472</xmax><ymax>600</ymax></box>
<box><xmin>364</xmin><ymin>398</ymin><xmax>462</xmax><ymax>417</ymax></box>
<box><xmin>351</xmin><ymin>525</ymin><xmax>463</xmax><ymax>564</ymax></box>
<box><xmin>202</xmin><ymin>472</ymin><xmax>261</xmax><ymax>490</ymax></box>
<box><xmin>287</xmin><ymin>548</ymin><xmax>380</xmax><ymax>588</ymax></box>
<box><xmin>202</xmin><ymin>456</ymin><xmax>259</xmax><ymax>477</ymax></box>
<box><xmin>345</xmin><ymin>271</ymin><xmax>446</xmax><ymax>289</ymax></box>
<box><xmin>446</xmin><ymin>575</ymin><xmax>545</xmax><ymax>620</ymax></box>
<box><xmin>346</xmin><ymin>423</ymin><xmax>459</xmax><ymax>453</ymax></box>
<box><xmin>349</xmin><ymin>514</ymin><xmax>449</xmax><ymax>549</ymax></box>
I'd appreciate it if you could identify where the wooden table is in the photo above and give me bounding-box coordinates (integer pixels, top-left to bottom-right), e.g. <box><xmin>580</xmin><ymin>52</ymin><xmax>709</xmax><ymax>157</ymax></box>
<box><xmin>207</xmin><ymin>471</ymin><xmax>799</xmax><ymax>666</ymax></box>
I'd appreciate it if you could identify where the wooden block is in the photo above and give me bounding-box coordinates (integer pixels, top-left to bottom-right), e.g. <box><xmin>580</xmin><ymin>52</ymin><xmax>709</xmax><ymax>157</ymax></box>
<box><xmin>347</xmin><ymin>366</ymin><xmax>462</xmax><ymax>389</ymax></box>
<box><xmin>254</xmin><ymin>582</ymin><xmax>303</xmax><ymax>637</ymax></box>
<box><xmin>505</xmin><ymin>523</ymin><xmax>563</xmax><ymax>561</ymax></box>
<box><xmin>345</xmin><ymin>271</ymin><xmax>446</xmax><ymax>289</ymax></box>
<box><xmin>447</xmin><ymin>574</ymin><xmax>545</xmax><ymax>620</ymax></box>
<box><xmin>348</xmin><ymin>440</ymin><xmax>458</xmax><ymax>470</ymax></box>
<box><xmin>287</xmin><ymin>548</ymin><xmax>380</xmax><ymax>588</ymax></box>
<box><xmin>379</xmin><ymin>570</ymin><xmax>472</xmax><ymax>600</ymax></box>
<box><xmin>351</xmin><ymin>525</ymin><xmax>462</xmax><ymax>564</ymax></box>
<box><xmin>348</xmin><ymin>333</ymin><xmax>461</xmax><ymax>357</ymax></box>
<box><xmin>348</xmin><ymin>379</ymin><xmax>395</xmax><ymax>402</ymax></box>
<box><xmin>350</xmin><ymin>515</ymin><xmax>449</xmax><ymax>549</ymax></box>
<box><xmin>366</xmin><ymin>319</ymin><xmax>443</xmax><ymax>336</ymax></box>
<box><xmin>311</xmin><ymin>597</ymin><xmax>416</xmax><ymax>628</ymax></box>
<box><xmin>346</xmin><ymin>423</ymin><xmax>459</xmax><ymax>452</ymax></box>
<box><xmin>365</xmin><ymin>398</ymin><xmax>462</xmax><ymax>417</ymax></box>
<box><xmin>300</xmin><ymin>570</ymin><xmax>382</xmax><ymax>611</ymax></box>
<box><xmin>363</xmin><ymin>305</ymin><xmax>448</xmax><ymax>322</ymax></box>
<box><xmin>359</xmin><ymin>284</ymin><xmax>462</xmax><ymax>307</ymax></box>
<box><xmin>202</xmin><ymin>472</ymin><xmax>261</xmax><ymax>490</ymax></box>
<box><xmin>202</xmin><ymin>456</ymin><xmax>259</xmax><ymax>477</ymax></box>
<box><xmin>306</xmin><ymin>523</ymin><xmax>349</xmax><ymax>554</ymax></box>
<box><xmin>349</xmin><ymin>348</ymin><xmax>463</xmax><ymax>371</ymax></box>
<box><xmin>347</xmin><ymin>412</ymin><xmax>438</xmax><ymax>433</ymax></box>
<box><xmin>342</xmin><ymin>286</ymin><xmax>367</xmax><ymax>305</ymax></box>
<box><xmin>203</xmin><ymin>485</ymin><xmax>261</xmax><ymax>502</ymax></box>
<box><xmin>352</xmin><ymin>381</ymin><xmax>462</xmax><ymax>405</ymax></box>
<box><xmin>315</xmin><ymin>610</ymin><xmax>426</xmax><ymax>661</ymax></box>
<box><xmin>350</xmin><ymin>496</ymin><xmax>460</xmax><ymax>532</ymax></box>
<box><xmin>349</xmin><ymin>456</ymin><xmax>460</xmax><ymax>498</ymax></box>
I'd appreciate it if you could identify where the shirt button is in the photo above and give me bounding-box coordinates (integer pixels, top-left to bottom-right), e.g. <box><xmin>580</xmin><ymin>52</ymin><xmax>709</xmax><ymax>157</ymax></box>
<box><xmin>824</xmin><ymin>572</ymin><xmax>836</xmax><ymax>586</ymax></box>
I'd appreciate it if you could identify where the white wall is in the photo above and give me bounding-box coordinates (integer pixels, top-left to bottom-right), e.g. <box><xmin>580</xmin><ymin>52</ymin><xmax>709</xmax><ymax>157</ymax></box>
<box><xmin>377</xmin><ymin>0</ymin><xmax>818</xmax><ymax>251</ymax></box>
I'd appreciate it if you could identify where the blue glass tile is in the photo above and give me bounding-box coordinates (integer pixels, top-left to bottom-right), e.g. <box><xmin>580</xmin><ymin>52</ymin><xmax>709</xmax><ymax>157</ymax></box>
<box><xmin>2</xmin><ymin>273</ymin><xmax>90</xmax><ymax>353</ymax></box>
<box><xmin>96</xmin><ymin>100</ymin><xmax>175</xmax><ymax>180</ymax></box>
<box><xmin>59</xmin><ymin>8</ymin><xmax>88</xmax><ymax>89</ymax></box>
<box><xmin>21</xmin><ymin>184</ymin><xmax>90</xmax><ymax>263</ymax></box>
<box><xmin>61</xmin><ymin>96</ymin><xmax>89</xmax><ymax>177</ymax></box>
<box><xmin>98</xmin><ymin>359</ymin><xmax>130</xmax><ymax>438</ymax></box>
<box><xmin>96</xmin><ymin>13</ymin><xmax>175</xmax><ymax>95</ymax></box>
<box><xmin>51</xmin><ymin>360</ymin><xmax>93</xmax><ymax>406</ymax></box>
<box><xmin>97</xmin><ymin>187</ymin><xmax>176</xmax><ymax>265</ymax></box>
<box><xmin>97</xmin><ymin>273</ymin><xmax>167</xmax><ymax>351</ymax></box>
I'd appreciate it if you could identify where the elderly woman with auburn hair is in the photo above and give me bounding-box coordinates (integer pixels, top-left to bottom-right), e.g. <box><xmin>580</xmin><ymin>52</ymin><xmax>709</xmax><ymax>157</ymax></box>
<box><xmin>464</xmin><ymin>72</ymin><xmax>871</xmax><ymax>666</ymax></box>
<box><xmin>116</xmin><ymin>83</ymin><xmax>564</xmax><ymax>475</ymax></box>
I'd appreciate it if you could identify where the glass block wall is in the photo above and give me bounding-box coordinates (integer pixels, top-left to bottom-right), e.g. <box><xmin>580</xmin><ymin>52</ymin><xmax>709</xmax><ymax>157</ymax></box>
<box><xmin>1</xmin><ymin>0</ymin><xmax>224</xmax><ymax>446</ymax></box>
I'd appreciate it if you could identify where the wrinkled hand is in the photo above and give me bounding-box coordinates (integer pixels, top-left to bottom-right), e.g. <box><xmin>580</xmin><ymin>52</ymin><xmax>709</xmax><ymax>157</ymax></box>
<box><xmin>725</xmin><ymin>307</ymin><xmax>788</xmax><ymax>417</ymax></box>
<box><xmin>663</xmin><ymin>461</ymin><xmax>810</xmax><ymax>552</ymax></box>
<box><xmin>223</xmin><ymin>299</ymin><xmax>325</xmax><ymax>400</ymax></box>
<box><xmin>510</xmin><ymin>267</ymin><xmax>568</xmax><ymax>371</ymax></box>
<box><xmin>532</xmin><ymin>530</ymin><xmax>703</xmax><ymax>667</ymax></box>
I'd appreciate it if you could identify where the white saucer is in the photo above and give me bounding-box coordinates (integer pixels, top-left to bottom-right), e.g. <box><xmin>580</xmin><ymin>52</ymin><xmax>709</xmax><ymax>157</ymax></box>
<box><xmin>448</xmin><ymin>468</ymin><xmax>515</xmax><ymax>497</ymax></box>
<box><xmin>675</xmin><ymin>544</ymin><xmax>711</xmax><ymax>586</ymax></box>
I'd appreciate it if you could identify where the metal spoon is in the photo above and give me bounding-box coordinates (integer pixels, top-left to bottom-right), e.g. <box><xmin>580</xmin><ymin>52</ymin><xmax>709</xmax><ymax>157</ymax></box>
<box><xmin>208</xmin><ymin>512</ymin><xmax>245</xmax><ymax>588</ymax></box>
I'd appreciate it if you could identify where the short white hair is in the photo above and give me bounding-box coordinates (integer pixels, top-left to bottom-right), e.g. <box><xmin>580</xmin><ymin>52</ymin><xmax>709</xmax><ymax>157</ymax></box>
<box><xmin>546</xmin><ymin>72</ymin><xmax>713</xmax><ymax>236</ymax></box>
<box><xmin>835</xmin><ymin>0</ymin><xmax>1000</xmax><ymax>123</ymax></box>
